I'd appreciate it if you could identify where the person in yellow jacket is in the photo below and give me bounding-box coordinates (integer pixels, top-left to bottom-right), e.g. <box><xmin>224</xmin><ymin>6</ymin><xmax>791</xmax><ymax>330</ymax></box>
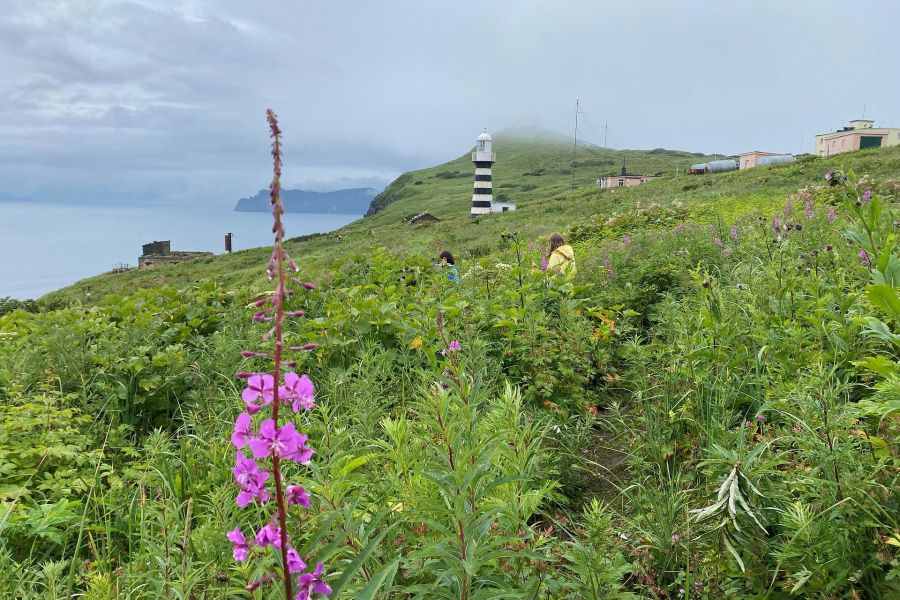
<box><xmin>546</xmin><ymin>233</ymin><xmax>576</xmax><ymax>276</ymax></box>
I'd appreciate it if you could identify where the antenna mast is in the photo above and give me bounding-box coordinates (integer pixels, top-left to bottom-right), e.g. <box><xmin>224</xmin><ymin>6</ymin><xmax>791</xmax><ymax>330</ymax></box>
<box><xmin>572</xmin><ymin>99</ymin><xmax>579</xmax><ymax>189</ymax></box>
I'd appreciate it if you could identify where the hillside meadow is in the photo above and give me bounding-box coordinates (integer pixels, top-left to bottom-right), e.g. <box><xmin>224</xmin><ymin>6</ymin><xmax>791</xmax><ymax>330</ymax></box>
<box><xmin>1</xmin><ymin>142</ymin><xmax>899</xmax><ymax>598</ymax></box>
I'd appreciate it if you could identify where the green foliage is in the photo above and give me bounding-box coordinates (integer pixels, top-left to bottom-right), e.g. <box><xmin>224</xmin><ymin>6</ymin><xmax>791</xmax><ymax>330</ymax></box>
<box><xmin>3</xmin><ymin>157</ymin><xmax>900</xmax><ymax>597</ymax></box>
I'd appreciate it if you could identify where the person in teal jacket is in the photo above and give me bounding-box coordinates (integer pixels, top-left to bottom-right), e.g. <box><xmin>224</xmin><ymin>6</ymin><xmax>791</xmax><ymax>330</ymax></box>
<box><xmin>438</xmin><ymin>251</ymin><xmax>459</xmax><ymax>285</ymax></box>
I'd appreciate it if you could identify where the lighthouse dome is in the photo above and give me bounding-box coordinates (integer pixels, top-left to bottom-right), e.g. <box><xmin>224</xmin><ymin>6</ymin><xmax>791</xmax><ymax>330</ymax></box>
<box><xmin>477</xmin><ymin>131</ymin><xmax>492</xmax><ymax>142</ymax></box>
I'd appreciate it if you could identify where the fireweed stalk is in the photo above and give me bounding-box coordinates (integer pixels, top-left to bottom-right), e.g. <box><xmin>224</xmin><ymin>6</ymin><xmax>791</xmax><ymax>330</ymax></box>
<box><xmin>228</xmin><ymin>110</ymin><xmax>331</xmax><ymax>600</ymax></box>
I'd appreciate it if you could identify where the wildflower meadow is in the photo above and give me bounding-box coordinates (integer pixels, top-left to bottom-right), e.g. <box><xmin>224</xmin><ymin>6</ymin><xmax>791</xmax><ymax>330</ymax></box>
<box><xmin>0</xmin><ymin>117</ymin><xmax>898</xmax><ymax>598</ymax></box>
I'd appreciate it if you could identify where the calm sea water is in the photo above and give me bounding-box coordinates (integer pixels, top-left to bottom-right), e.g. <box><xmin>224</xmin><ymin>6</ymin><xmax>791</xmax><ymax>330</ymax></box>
<box><xmin>0</xmin><ymin>200</ymin><xmax>361</xmax><ymax>299</ymax></box>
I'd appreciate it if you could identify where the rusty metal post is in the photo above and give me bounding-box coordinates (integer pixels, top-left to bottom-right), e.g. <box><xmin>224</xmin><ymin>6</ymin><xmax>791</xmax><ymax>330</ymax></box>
<box><xmin>225</xmin><ymin>232</ymin><xmax>233</xmax><ymax>253</ymax></box>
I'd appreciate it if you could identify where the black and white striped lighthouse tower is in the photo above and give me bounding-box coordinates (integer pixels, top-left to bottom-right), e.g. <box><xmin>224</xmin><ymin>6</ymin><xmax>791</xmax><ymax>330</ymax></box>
<box><xmin>470</xmin><ymin>129</ymin><xmax>495</xmax><ymax>217</ymax></box>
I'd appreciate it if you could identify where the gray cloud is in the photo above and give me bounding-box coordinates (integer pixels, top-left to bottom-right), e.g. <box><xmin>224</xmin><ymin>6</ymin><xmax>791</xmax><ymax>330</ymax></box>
<box><xmin>2</xmin><ymin>0</ymin><xmax>899</xmax><ymax>205</ymax></box>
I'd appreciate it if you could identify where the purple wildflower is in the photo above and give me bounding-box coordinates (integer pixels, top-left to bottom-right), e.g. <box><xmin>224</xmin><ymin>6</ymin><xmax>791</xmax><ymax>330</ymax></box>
<box><xmin>527</xmin><ymin>242</ymin><xmax>534</xmax><ymax>250</ymax></box>
<box><xmin>232</xmin><ymin>451</ymin><xmax>270</xmax><ymax>507</ymax></box>
<box><xmin>295</xmin><ymin>563</ymin><xmax>332</xmax><ymax>600</ymax></box>
<box><xmin>773</xmin><ymin>215</ymin><xmax>782</xmax><ymax>233</ymax></box>
<box><xmin>730</xmin><ymin>226</ymin><xmax>738</xmax><ymax>241</ymax></box>
<box><xmin>783</xmin><ymin>199</ymin><xmax>794</xmax><ymax>216</ymax></box>
<box><xmin>232</xmin><ymin>412</ymin><xmax>253</xmax><ymax>448</ymax></box>
<box><xmin>674</xmin><ymin>222</ymin><xmax>685</xmax><ymax>234</ymax></box>
<box><xmin>255</xmin><ymin>523</ymin><xmax>284</xmax><ymax>549</ymax></box>
<box><xmin>227</xmin><ymin>528</ymin><xmax>251</xmax><ymax>561</ymax></box>
<box><xmin>249</xmin><ymin>420</ymin><xmax>307</xmax><ymax>461</ymax></box>
<box><xmin>540</xmin><ymin>257</ymin><xmax>548</xmax><ymax>270</ymax></box>
<box><xmin>863</xmin><ymin>188</ymin><xmax>872</xmax><ymax>202</ymax></box>
<box><xmin>287</xmin><ymin>546</ymin><xmax>307</xmax><ymax>574</ymax></box>
<box><xmin>281</xmin><ymin>372</ymin><xmax>315</xmax><ymax>412</ymax></box>
<box><xmin>860</xmin><ymin>249</ymin><xmax>871</xmax><ymax>267</ymax></box>
<box><xmin>622</xmin><ymin>235</ymin><xmax>631</xmax><ymax>246</ymax></box>
<box><xmin>448</xmin><ymin>340</ymin><xmax>461</xmax><ymax>352</ymax></box>
<box><xmin>827</xmin><ymin>207</ymin><xmax>836</xmax><ymax>223</ymax></box>
<box><xmin>242</xmin><ymin>373</ymin><xmax>275</xmax><ymax>414</ymax></box>
<box><xmin>671</xmin><ymin>534</ymin><xmax>681</xmax><ymax>543</ymax></box>
<box><xmin>756</xmin><ymin>413</ymin><xmax>765</xmax><ymax>422</ymax></box>
<box><xmin>825</xmin><ymin>169</ymin><xmax>834</xmax><ymax>181</ymax></box>
<box><xmin>286</xmin><ymin>484</ymin><xmax>311</xmax><ymax>508</ymax></box>
<box><xmin>713</xmin><ymin>236</ymin><xmax>724</xmax><ymax>249</ymax></box>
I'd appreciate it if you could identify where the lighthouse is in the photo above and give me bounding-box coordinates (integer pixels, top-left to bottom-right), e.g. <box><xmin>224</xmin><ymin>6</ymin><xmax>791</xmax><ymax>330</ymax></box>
<box><xmin>470</xmin><ymin>129</ymin><xmax>495</xmax><ymax>216</ymax></box>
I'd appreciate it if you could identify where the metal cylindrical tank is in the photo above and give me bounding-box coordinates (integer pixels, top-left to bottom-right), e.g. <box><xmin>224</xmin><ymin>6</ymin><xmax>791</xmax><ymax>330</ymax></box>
<box><xmin>758</xmin><ymin>154</ymin><xmax>795</xmax><ymax>167</ymax></box>
<box><xmin>706</xmin><ymin>159</ymin><xmax>738</xmax><ymax>173</ymax></box>
<box><xmin>690</xmin><ymin>163</ymin><xmax>707</xmax><ymax>171</ymax></box>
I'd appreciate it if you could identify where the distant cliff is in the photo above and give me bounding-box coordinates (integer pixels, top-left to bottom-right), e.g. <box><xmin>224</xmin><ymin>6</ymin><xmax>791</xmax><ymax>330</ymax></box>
<box><xmin>234</xmin><ymin>187</ymin><xmax>377</xmax><ymax>214</ymax></box>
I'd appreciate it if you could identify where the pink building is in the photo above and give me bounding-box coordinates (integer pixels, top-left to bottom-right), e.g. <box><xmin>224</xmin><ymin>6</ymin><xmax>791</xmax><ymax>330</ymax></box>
<box><xmin>598</xmin><ymin>166</ymin><xmax>655</xmax><ymax>188</ymax></box>
<box><xmin>814</xmin><ymin>119</ymin><xmax>900</xmax><ymax>156</ymax></box>
<box><xmin>738</xmin><ymin>151</ymin><xmax>777</xmax><ymax>169</ymax></box>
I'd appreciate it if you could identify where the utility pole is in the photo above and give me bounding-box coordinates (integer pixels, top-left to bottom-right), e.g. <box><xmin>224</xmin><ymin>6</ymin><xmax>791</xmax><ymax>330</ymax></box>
<box><xmin>604</xmin><ymin>123</ymin><xmax>608</xmax><ymax>148</ymax></box>
<box><xmin>862</xmin><ymin>103</ymin><xmax>867</xmax><ymax>119</ymax></box>
<box><xmin>572</xmin><ymin>99</ymin><xmax>579</xmax><ymax>189</ymax></box>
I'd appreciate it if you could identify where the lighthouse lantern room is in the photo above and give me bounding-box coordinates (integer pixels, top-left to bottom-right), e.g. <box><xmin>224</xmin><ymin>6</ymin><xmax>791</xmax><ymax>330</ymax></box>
<box><xmin>470</xmin><ymin>129</ymin><xmax>495</xmax><ymax>216</ymax></box>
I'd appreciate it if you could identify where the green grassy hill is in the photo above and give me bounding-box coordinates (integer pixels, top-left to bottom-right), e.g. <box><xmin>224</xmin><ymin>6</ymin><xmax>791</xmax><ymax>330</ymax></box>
<box><xmin>42</xmin><ymin>142</ymin><xmax>900</xmax><ymax>306</ymax></box>
<box><xmin>364</xmin><ymin>131</ymin><xmax>714</xmax><ymax>222</ymax></box>
<box><xmin>5</xmin><ymin>137</ymin><xmax>900</xmax><ymax>598</ymax></box>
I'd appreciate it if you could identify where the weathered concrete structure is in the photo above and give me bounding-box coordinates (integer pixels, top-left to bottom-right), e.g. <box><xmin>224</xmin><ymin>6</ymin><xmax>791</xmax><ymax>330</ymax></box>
<box><xmin>138</xmin><ymin>240</ymin><xmax>213</xmax><ymax>269</ymax></box>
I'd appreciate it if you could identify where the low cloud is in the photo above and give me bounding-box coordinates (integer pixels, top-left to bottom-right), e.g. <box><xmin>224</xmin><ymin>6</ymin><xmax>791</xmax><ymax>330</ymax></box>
<box><xmin>2</xmin><ymin>0</ymin><xmax>899</xmax><ymax>205</ymax></box>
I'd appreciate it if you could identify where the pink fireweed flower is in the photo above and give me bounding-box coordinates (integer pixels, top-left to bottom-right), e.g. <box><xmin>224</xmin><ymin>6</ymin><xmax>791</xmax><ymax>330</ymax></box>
<box><xmin>860</xmin><ymin>249</ymin><xmax>871</xmax><ymax>267</ymax></box>
<box><xmin>255</xmin><ymin>523</ymin><xmax>285</xmax><ymax>548</ymax></box>
<box><xmin>527</xmin><ymin>242</ymin><xmax>535</xmax><ymax>250</ymax></box>
<box><xmin>772</xmin><ymin>215</ymin><xmax>782</xmax><ymax>233</ymax></box>
<box><xmin>287</xmin><ymin>546</ymin><xmax>307</xmax><ymax>574</ymax></box>
<box><xmin>295</xmin><ymin>563</ymin><xmax>331</xmax><ymax>600</ymax></box>
<box><xmin>242</xmin><ymin>373</ymin><xmax>275</xmax><ymax>414</ymax></box>
<box><xmin>232</xmin><ymin>451</ymin><xmax>270</xmax><ymax>507</ymax></box>
<box><xmin>232</xmin><ymin>412</ymin><xmax>253</xmax><ymax>448</ymax></box>
<box><xmin>622</xmin><ymin>235</ymin><xmax>631</xmax><ymax>245</ymax></box>
<box><xmin>804</xmin><ymin>197</ymin><xmax>815</xmax><ymax>219</ymax></box>
<box><xmin>448</xmin><ymin>340</ymin><xmax>461</xmax><ymax>352</ymax></box>
<box><xmin>783</xmin><ymin>198</ymin><xmax>794</xmax><ymax>216</ymax></box>
<box><xmin>281</xmin><ymin>372</ymin><xmax>315</xmax><ymax>412</ymax></box>
<box><xmin>713</xmin><ymin>236</ymin><xmax>724</xmax><ymax>248</ymax></box>
<box><xmin>284</xmin><ymin>432</ymin><xmax>315</xmax><ymax>465</ymax></box>
<box><xmin>227</xmin><ymin>528</ymin><xmax>251</xmax><ymax>561</ymax></box>
<box><xmin>249</xmin><ymin>419</ymin><xmax>305</xmax><ymax>460</ymax></box>
<box><xmin>863</xmin><ymin>188</ymin><xmax>872</xmax><ymax>202</ymax></box>
<box><xmin>286</xmin><ymin>484</ymin><xmax>311</xmax><ymax>508</ymax></box>
<box><xmin>827</xmin><ymin>207</ymin><xmax>836</xmax><ymax>223</ymax></box>
<box><xmin>540</xmin><ymin>256</ymin><xmax>548</xmax><ymax>270</ymax></box>
<box><xmin>756</xmin><ymin>413</ymin><xmax>765</xmax><ymax>422</ymax></box>
<box><xmin>730</xmin><ymin>226</ymin><xmax>738</xmax><ymax>241</ymax></box>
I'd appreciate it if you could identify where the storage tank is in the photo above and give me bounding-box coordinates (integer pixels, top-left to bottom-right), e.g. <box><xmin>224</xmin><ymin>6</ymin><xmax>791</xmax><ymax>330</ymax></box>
<box><xmin>690</xmin><ymin>163</ymin><xmax>707</xmax><ymax>171</ymax></box>
<box><xmin>758</xmin><ymin>154</ymin><xmax>795</xmax><ymax>167</ymax></box>
<box><xmin>706</xmin><ymin>159</ymin><xmax>738</xmax><ymax>173</ymax></box>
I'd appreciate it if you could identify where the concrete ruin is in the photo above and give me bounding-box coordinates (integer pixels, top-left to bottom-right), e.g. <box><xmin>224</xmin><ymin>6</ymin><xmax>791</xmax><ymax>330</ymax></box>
<box><xmin>138</xmin><ymin>240</ymin><xmax>213</xmax><ymax>269</ymax></box>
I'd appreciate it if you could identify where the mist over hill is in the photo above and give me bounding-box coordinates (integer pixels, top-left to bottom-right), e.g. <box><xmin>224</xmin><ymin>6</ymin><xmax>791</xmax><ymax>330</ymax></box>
<box><xmin>235</xmin><ymin>187</ymin><xmax>378</xmax><ymax>214</ymax></box>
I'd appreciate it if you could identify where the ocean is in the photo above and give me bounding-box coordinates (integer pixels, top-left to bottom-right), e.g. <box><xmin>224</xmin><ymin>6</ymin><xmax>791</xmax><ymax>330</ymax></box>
<box><xmin>0</xmin><ymin>200</ymin><xmax>361</xmax><ymax>299</ymax></box>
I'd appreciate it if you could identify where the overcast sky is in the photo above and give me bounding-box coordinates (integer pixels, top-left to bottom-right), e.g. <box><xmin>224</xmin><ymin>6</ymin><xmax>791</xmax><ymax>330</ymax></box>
<box><xmin>2</xmin><ymin>0</ymin><xmax>899</xmax><ymax>205</ymax></box>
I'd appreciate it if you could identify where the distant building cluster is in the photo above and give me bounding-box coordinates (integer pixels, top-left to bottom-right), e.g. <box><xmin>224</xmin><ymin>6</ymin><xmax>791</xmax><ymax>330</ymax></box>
<box><xmin>814</xmin><ymin>119</ymin><xmax>900</xmax><ymax>156</ymax></box>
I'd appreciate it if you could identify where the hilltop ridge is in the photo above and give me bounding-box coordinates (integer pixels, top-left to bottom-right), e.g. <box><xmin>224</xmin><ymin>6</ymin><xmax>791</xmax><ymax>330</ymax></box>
<box><xmin>365</xmin><ymin>133</ymin><xmax>722</xmax><ymax>217</ymax></box>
